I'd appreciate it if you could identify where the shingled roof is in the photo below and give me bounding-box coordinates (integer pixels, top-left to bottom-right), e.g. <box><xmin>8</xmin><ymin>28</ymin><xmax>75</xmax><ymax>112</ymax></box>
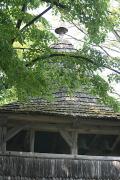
<box><xmin>0</xmin><ymin>90</ymin><xmax>119</xmax><ymax>119</ymax></box>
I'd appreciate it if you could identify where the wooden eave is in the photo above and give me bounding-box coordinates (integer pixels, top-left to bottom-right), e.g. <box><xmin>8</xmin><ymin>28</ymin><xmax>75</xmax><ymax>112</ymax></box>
<box><xmin>0</xmin><ymin>91</ymin><xmax>120</xmax><ymax>136</ymax></box>
<box><xmin>0</xmin><ymin>91</ymin><xmax>118</xmax><ymax>119</ymax></box>
<box><xmin>0</xmin><ymin>111</ymin><xmax>120</xmax><ymax>135</ymax></box>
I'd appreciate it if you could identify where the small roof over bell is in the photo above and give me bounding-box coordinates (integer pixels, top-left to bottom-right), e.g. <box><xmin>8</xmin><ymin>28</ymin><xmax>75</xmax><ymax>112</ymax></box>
<box><xmin>51</xmin><ymin>25</ymin><xmax>76</xmax><ymax>52</ymax></box>
<box><xmin>55</xmin><ymin>27</ymin><xmax>68</xmax><ymax>35</ymax></box>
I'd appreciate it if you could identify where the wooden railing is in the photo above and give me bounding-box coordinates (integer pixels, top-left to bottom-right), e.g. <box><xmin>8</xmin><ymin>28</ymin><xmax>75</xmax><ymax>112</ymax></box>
<box><xmin>0</xmin><ymin>151</ymin><xmax>120</xmax><ymax>179</ymax></box>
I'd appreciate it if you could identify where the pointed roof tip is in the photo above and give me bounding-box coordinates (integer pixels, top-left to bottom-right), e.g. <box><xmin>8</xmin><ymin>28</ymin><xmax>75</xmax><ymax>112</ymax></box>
<box><xmin>51</xmin><ymin>26</ymin><xmax>76</xmax><ymax>52</ymax></box>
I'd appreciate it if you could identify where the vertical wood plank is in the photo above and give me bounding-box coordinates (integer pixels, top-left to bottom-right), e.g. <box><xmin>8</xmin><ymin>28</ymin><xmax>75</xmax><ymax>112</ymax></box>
<box><xmin>0</xmin><ymin>127</ymin><xmax>2</xmax><ymax>152</ymax></box>
<box><xmin>2</xmin><ymin>127</ymin><xmax>7</xmax><ymax>152</ymax></box>
<box><xmin>0</xmin><ymin>126</ymin><xmax>7</xmax><ymax>152</ymax></box>
<box><xmin>30</xmin><ymin>129</ymin><xmax>35</xmax><ymax>152</ymax></box>
<box><xmin>71</xmin><ymin>131</ymin><xmax>78</xmax><ymax>155</ymax></box>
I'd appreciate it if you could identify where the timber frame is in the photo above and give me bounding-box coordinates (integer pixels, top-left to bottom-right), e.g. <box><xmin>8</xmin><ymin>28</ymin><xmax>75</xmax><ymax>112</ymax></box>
<box><xmin>1</xmin><ymin>112</ymin><xmax>120</xmax><ymax>155</ymax></box>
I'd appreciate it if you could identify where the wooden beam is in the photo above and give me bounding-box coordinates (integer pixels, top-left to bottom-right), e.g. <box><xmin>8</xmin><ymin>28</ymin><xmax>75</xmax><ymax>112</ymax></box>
<box><xmin>60</xmin><ymin>130</ymin><xmax>72</xmax><ymax>147</ymax></box>
<box><xmin>5</xmin><ymin>125</ymin><xmax>28</xmax><ymax>142</ymax></box>
<box><xmin>0</xmin><ymin>127</ymin><xmax>6</xmax><ymax>152</ymax></box>
<box><xmin>2</xmin><ymin>127</ymin><xmax>6</xmax><ymax>152</ymax></box>
<box><xmin>1</xmin><ymin>112</ymin><xmax>120</xmax><ymax>127</ymax></box>
<box><xmin>110</xmin><ymin>136</ymin><xmax>120</xmax><ymax>151</ymax></box>
<box><xmin>71</xmin><ymin>132</ymin><xmax>78</xmax><ymax>155</ymax></box>
<box><xmin>3</xmin><ymin>151</ymin><xmax>120</xmax><ymax>161</ymax></box>
<box><xmin>5</xmin><ymin>114</ymin><xmax>72</xmax><ymax>124</ymax></box>
<box><xmin>4</xmin><ymin>122</ymin><xmax>120</xmax><ymax>135</ymax></box>
<box><xmin>60</xmin><ymin>130</ymin><xmax>78</xmax><ymax>154</ymax></box>
<box><xmin>74</xmin><ymin>118</ymin><xmax>120</xmax><ymax>127</ymax></box>
<box><xmin>0</xmin><ymin>125</ymin><xmax>28</xmax><ymax>147</ymax></box>
<box><xmin>30</xmin><ymin>129</ymin><xmax>35</xmax><ymax>152</ymax></box>
<box><xmin>1</xmin><ymin>121</ymin><xmax>120</xmax><ymax>136</ymax></box>
<box><xmin>31</xmin><ymin>123</ymin><xmax>120</xmax><ymax>135</ymax></box>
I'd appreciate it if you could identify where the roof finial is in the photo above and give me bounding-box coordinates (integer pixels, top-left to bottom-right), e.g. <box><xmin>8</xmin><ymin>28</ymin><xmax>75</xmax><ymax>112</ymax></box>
<box><xmin>55</xmin><ymin>27</ymin><xmax>68</xmax><ymax>35</ymax></box>
<box><xmin>51</xmin><ymin>24</ymin><xmax>76</xmax><ymax>52</ymax></box>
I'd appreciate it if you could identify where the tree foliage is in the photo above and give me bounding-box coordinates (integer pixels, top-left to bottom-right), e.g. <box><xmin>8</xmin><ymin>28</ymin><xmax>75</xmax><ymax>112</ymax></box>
<box><xmin>0</xmin><ymin>0</ymin><xmax>120</xmax><ymax>111</ymax></box>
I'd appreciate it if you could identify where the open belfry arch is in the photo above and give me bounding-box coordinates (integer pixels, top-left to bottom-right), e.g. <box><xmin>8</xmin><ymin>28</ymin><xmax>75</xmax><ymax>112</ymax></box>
<box><xmin>0</xmin><ymin>120</ymin><xmax>78</xmax><ymax>154</ymax></box>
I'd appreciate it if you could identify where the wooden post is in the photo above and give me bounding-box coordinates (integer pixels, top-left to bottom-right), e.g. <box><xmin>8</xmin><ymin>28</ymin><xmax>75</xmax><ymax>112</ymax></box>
<box><xmin>0</xmin><ymin>126</ymin><xmax>7</xmax><ymax>152</ymax></box>
<box><xmin>60</xmin><ymin>130</ymin><xmax>78</xmax><ymax>155</ymax></box>
<box><xmin>2</xmin><ymin>127</ymin><xmax>6</xmax><ymax>152</ymax></box>
<box><xmin>0</xmin><ymin>127</ymin><xmax>3</xmax><ymax>152</ymax></box>
<box><xmin>30</xmin><ymin>129</ymin><xmax>35</xmax><ymax>152</ymax></box>
<box><xmin>71</xmin><ymin>131</ymin><xmax>78</xmax><ymax>155</ymax></box>
<box><xmin>60</xmin><ymin>130</ymin><xmax>73</xmax><ymax>147</ymax></box>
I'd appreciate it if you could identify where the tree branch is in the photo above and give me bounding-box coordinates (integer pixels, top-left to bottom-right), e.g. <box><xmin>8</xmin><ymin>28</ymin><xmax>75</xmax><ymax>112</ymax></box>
<box><xmin>20</xmin><ymin>0</ymin><xmax>68</xmax><ymax>32</ymax></box>
<box><xmin>11</xmin><ymin>3</ymin><xmax>28</xmax><ymax>44</ymax></box>
<box><xmin>113</xmin><ymin>92</ymin><xmax>120</xmax><ymax>98</ymax></box>
<box><xmin>26</xmin><ymin>53</ymin><xmax>120</xmax><ymax>74</ymax></box>
<box><xmin>67</xmin><ymin>33</ymin><xmax>120</xmax><ymax>54</ymax></box>
<box><xmin>20</xmin><ymin>6</ymin><xmax>52</xmax><ymax>32</ymax></box>
<box><xmin>65</xmin><ymin>34</ymin><xmax>111</xmax><ymax>56</ymax></box>
<box><xmin>102</xmin><ymin>45</ymin><xmax>120</xmax><ymax>54</ymax></box>
<box><xmin>113</xmin><ymin>30</ymin><xmax>120</xmax><ymax>42</ymax></box>
<box><xmin>16</xmin><ymin>3</ymin><xmax>27</xmax><ymax>29</ymax></box>
<box><xmin>70</xmin><ymin>22</ymin><xmax>113</xmax><ymax>56</ymax></box>
<box><xmin>42</xmin><ymin>0</ymin><xmax>67</xmax><ymax>9</ymax></box>
<box><xmin>72</xmin><ymin>22</ymin><xmax>87</xmax><ymax>35</ymax></box>
<box><xmin>13</xmin><ymin>47</ymin><xmax>44</xmax><ymax>51</ymax></box>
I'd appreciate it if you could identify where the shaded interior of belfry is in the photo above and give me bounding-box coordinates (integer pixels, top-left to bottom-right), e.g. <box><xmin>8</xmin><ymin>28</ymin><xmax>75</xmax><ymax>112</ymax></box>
<box><xmin>6</xmin><ymin>130</ymin><xmax>120</xmax><ymax>156</ymax></box>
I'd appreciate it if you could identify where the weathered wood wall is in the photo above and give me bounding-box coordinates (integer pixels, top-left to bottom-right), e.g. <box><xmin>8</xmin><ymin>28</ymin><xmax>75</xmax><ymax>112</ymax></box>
<box><xmin>0</xmin><ymin>153</ymin><xmax>120</xmax><ymax>180</ymax></box>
